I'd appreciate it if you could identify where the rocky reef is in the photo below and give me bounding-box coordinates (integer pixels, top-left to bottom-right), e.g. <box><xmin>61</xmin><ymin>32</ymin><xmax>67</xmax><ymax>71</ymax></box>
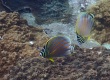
<box><xmin>87</xmin><ymin>0</ymin><xmax>110</xmax><ymax>44</ymax></box>
<box><xmin>0</xmin><ymin>11</ymin><xmax>49</xmax><ymax>79</ymax></box>
<box><xmin>7</xmin><ymin>47</ymin><xmax>110</xmax><ymax>80</ymax></box>
<box><xmin>0</xmin><ymin>11</ymin><xmax>110</xmax><ymax>80</ymax></box>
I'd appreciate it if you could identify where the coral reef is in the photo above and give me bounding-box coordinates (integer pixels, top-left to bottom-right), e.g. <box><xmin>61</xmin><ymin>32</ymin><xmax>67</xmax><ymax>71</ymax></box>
<box><xmin>7</xmin><ymin>47</ymin><xmax>110</xmax><ymax>80</ymax></box>
<box><xmin>87</xmin><ymin>0</ymin><xmax>110</xmax><ymax>44</ymax></box>
<box><xmin>0</xmin><ymin>11</ymin><xmax>49</xmax><ymax>79</ymax></box>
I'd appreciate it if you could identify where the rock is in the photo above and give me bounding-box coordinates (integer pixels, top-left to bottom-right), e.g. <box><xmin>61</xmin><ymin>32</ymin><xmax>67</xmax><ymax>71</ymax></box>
<box><xmin>7</xmin><ymin>47</ymin><xmax>110</xmax><ymax>80</ymax></box>
<box><xmin>0</xmin><ymin>11</ymin><xmax>49</xmax><ymax>79</ymax></box>
<box><xmin>87</xmin><ymin>0</ymin><xmax>110</xmax><ymax>44</ymax></box>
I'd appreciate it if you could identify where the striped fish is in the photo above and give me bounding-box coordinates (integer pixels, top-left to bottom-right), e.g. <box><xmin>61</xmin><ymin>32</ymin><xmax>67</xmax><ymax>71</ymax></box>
<box><xmin>76</xmin><ymin>32</ymin><xmax>86</xmax><ymax>45</ymax></box>
<box><xmin>40</xmin><ymin>36</ymin><xmax>73</xmax><ymax>62</ymax></box>
<box><xmin>75</xmin><ymin>12</ymin><xmax>94</xmax><ymax>45</ymax></box>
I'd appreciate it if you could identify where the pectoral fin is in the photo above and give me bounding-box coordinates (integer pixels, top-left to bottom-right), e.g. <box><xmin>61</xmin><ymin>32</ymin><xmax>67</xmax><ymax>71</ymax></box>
<box><xmin>49</xmin><ymin>58</ymin><xmax>54</xmax><ymax>62</ymax></box>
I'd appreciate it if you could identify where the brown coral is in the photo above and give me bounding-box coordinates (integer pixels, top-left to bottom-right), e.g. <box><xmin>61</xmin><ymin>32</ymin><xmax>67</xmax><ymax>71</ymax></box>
<box><xmin>87</xmin><ymin>0</ymin><xmax>110</xmax><ymax>44</ymax></box>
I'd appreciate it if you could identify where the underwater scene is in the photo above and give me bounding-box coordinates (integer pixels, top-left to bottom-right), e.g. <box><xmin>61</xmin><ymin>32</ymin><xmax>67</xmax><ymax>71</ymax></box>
<box><xmin>0</xmin><ymin>0</ymin><xmax>110</xmax><ymax>80</ymax></box>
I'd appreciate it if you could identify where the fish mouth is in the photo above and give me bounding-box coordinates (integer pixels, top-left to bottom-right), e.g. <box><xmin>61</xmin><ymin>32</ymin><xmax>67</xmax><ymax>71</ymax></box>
<box><xmin>39</xmin><ymin>53</ymin><xmax>42</xmax><ymax>56</ymax></box>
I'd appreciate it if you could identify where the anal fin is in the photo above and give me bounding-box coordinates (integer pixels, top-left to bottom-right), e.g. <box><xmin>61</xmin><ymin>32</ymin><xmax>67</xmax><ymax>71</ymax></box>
<box><xmin>49</xmin><ymin>58</ymin><xmax>54</xmax><ymax>62</ymax></box>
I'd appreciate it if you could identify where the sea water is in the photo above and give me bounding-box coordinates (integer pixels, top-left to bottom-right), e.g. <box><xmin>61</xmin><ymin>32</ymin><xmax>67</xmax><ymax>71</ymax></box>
<box><xmin>20</xmin><ymin>0</ymin><xmax>109</xmax><ymax>49</ymax></box>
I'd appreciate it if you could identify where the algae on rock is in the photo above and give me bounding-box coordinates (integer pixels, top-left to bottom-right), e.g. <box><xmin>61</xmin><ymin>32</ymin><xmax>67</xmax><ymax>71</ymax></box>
<box><xmin>0</xmin><ymin>11</ymin><xmax>49</xmax><ymax>79</ymax></box>
<box><xmin>87</xmin><ymin>0</ymin><xmax>110</xmax><ymax>44</ymax></box>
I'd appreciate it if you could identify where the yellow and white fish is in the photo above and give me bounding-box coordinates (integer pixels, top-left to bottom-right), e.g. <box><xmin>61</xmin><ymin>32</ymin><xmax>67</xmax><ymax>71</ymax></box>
<box><xmin>75</xmin><ymin>12</ymin><xmax>94</xmax><ymax>45</ymax></box>
<box><xmin>40</xmin><ymin>36</ymin><xmax>74</xmax><ymax>62</ymax></box>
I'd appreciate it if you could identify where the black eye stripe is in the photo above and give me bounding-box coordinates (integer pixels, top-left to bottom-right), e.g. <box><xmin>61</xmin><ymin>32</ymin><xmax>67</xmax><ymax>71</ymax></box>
<box><xmin>89</xmin><ymin>13</ymin><xmax>94</xmax><ymax>18</ymax></box>
<box><xmin>40</xmin><ymin>50</ymin><xmax>44</xmax><ymax>54</ymax></box>
<box><xmin>42</xmin><ymin>48</ymin><xmax>45</xmax><ymax>52</ymax></box>
<box><xmin>76</xmin><ymin>33</ymin><xmax>85</xmax><ymax>44</ymax></box>
<box><xmin>40</xmin><ymin>44</ymin><xmax>49</xmax><ymax>58</ymax></box>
